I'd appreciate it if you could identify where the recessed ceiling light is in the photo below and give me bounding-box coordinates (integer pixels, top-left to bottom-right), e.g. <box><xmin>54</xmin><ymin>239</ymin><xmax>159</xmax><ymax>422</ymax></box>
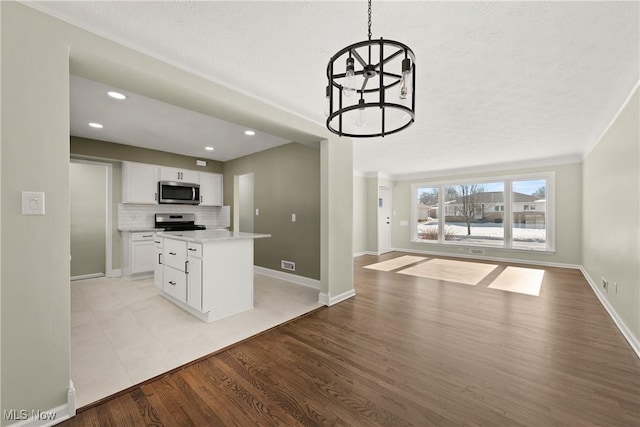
<box><xmin>244</xmin><ymin>130</ymin><xmax>256</xmax><ymax>136</ymax></box>
<box><xmin>88</xmin><ymin>122</ymin><xmax>103</xmax><ymax>129</ymax></box>
<box><xmin>205</xmin><ymin>146</ymin><xmax>214</xmax><ymax>151</ymax></box>
<box><xmin>107</xmin><ymin>91</ymin><xmax>127</xmax><ymax>100</ymax></box>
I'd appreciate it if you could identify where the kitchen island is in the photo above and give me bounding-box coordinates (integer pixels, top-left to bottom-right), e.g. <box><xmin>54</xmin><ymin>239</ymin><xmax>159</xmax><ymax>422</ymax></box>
<box><xmin>155</xmin><ymin>230</ymin><xmax>270</xmax><ymax>322</ymax></box>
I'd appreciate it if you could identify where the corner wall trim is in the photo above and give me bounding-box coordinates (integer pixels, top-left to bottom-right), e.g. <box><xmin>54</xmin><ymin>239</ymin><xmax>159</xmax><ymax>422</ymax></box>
<box><xmin>107</xmin><ymin>269</ymin><xmax>122</xmax><ymax>278</ymax></box>
<box><xmin>319</xmin><ymin>289</ymin><xmax>356</xmax><ymax>306</ymax></box>
<box><xmin>580</xmin><ymin>267</ymin><xmax>640</xmax><ymax>359</ymax></box>
<box><xmin>254</xmin><ymin>266</ymin><xmax>320</xmax><ymax>290</ymax></box>
<box><xmin>7</xmin><ymin>380</ymin><xmax>76</xmax><ymax>426</ymax></box>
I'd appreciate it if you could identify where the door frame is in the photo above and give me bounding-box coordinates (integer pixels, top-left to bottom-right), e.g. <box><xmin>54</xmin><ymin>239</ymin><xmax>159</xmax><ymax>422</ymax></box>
<box><xmin>70</xmin><ymin>158</ymin><xmax>115</xmax><ymax>278</ymax></box>
<box><xmin>378</xmin><ymin>186</ymin><xmax>392</xmax><ymax>254</ymax></box>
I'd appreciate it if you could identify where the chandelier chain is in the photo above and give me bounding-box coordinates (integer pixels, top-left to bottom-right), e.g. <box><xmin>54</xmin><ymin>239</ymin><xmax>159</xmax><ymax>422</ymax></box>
<box><xmin>367</xmin><ymin>0</ymin><xmax>372</xmax><ymax>40</ymax></box>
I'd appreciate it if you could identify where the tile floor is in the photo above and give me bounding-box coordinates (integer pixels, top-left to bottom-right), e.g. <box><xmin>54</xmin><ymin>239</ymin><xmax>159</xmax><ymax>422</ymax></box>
<box><xmin>71</xmin><ymin>274</ymin><xmax>322</xmax><ymax>408</ymax></box>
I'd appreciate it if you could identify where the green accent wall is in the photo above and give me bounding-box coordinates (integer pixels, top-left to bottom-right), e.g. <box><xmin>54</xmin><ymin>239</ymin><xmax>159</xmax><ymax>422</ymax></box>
<box><xmin>223</xmin><ymin>143</ymin><xmax>321</xmax><ymax>280</ymax></box>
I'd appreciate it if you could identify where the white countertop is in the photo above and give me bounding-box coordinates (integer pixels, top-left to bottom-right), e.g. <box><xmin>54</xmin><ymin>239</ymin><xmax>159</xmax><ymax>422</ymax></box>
<box><xmin>118</xmin><ymin>227</ymin><xmax>158</xmax><ymax>232</ymax></box>
<box><xmin>156</xmin><ymin>230</ymin><xmax>271</xmax><ymax>243</ymax></box>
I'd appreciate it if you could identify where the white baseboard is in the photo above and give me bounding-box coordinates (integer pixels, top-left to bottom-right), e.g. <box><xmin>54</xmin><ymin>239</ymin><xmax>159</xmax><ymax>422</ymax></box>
<box><xmin>353</xmin><ymin>251</ymin><xmax>378</xmax><ymax>257</ymax></box>
<box><xmin>254</xmin><ymin>266</ymin><xmax>320</xmax><ymax>290</ymax></box>
<box><xmin>7</xmin><ymin>381</ymin><xmax>75</xmax><ymax>426</ymax></box>
<box><xmin>70</xmin><ymin>273</ymin><xmax>105</xmax><ymax>281</ymax></box>
<box><xmin>580</xmin><ymin>267</ymin><xmax>640</xmax><ymax>359</ymax></box>
<box><xmin>393</xmin><ymin>247</ymin><xmax>582</xmax><ymax>270</ymax></box>
<box><xmin>319</xmin><ymin>289</ymin><xmax>356</xmax><ymax>306</ymax></box>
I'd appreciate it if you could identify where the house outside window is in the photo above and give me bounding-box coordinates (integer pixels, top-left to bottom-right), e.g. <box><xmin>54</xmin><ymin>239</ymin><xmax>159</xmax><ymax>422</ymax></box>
<box><xmin>411</xmin><ymin>173</ymin><xmax>554</xmax><ymax>252</ymax></box>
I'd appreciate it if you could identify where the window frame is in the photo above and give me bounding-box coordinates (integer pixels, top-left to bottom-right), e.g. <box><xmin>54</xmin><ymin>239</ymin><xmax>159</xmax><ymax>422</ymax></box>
<box><xmin>411</xmin><ymin>172</ymin><xmax>555</xmax><ymax>253</ymax></box>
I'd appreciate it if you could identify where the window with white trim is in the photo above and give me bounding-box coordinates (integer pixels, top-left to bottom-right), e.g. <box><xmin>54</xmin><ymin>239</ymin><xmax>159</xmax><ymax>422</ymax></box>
<box><xmin>412</xmin><ymin>173</ymin><xmax>554</xmax><ymax>251</ymax></box>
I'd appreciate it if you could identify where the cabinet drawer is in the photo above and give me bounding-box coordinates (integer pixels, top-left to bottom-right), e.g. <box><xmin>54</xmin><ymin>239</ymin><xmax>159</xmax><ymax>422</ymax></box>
<box><xmin>187</xmin><ymin>243</ymin><xmax>202</xmax><ymax>258</ymax></box>
<box><xmin>164</xmin><ymin>266</ymin><xmax>186</xmax><ymax>302</ymax></box>
<box><xmin>164</xmin><ymin>238</ymin><xmax>187</xmax><ymax>271</ymax></box>
<box><xmin>131</xmin><ymin>232</ymin><xmax>156</xmax><ymax>241</ymax></box>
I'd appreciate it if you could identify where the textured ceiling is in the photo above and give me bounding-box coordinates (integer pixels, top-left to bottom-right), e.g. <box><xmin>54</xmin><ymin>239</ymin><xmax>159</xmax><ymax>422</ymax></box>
<box><xmin>32</xmin><ymin>1</ymin><xmax>640</xmax><ymax>178</ymax></box>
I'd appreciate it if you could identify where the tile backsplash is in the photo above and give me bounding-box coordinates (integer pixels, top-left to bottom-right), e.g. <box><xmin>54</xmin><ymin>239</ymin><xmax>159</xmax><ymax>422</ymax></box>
<box><xmin>118</xmin><ymin>204</ymin><xmax>230</xmax><ymax>230</ymax></box>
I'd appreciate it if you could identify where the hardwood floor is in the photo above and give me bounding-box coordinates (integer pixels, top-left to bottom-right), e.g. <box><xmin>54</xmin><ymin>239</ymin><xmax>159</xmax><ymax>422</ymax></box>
<box><xmin>62</xmin><ymin>253</ymin><xmax>640</xmax><ymax>426</ymax></box>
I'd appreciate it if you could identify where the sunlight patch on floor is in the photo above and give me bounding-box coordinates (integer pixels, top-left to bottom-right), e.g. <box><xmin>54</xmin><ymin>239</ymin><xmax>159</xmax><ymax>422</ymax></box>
<box><xmin>398</xmin><ymin>258</ymin><xmax>498</xmax><ymax>285</ymax></box>
<box><xmin>363</xmin><ymin>255</ymin><xmax>427</xmax><ymax>271</ymax></box>
<box><xmin>488</xmin><ymin>266</ymin><xmax>544</xmax><ymax>296</ymax></box>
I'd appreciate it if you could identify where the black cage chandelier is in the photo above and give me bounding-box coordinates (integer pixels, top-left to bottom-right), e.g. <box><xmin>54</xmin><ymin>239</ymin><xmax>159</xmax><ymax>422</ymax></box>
<box><xmin>325</xmin><ymin>0</ymin><xmax>415</xmax><ymax>138</ymax></box>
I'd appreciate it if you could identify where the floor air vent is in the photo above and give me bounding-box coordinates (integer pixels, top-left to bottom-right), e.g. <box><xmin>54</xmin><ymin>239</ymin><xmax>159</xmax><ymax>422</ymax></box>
<box><xmin>281</xmin><ymin>260</ymin><xmax>296</xmax><ymax>271</ymax></box>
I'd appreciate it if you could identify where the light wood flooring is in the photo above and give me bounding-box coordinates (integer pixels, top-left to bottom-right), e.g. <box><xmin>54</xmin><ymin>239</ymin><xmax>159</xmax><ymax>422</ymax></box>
<box><xmin>62</xmin><ymin>252</ymin><xmax>640</xmax><ymax>426</ymax></box>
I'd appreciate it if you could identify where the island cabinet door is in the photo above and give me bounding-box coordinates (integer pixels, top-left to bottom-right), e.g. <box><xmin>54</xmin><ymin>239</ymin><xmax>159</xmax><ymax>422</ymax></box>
<box><xmin>164</xmin><ymin>266</ymin><xmax>186</xmax><ymax>303</ymax></box>
<box><xmin>187</xmin><ymin>257</ymin><xmax>202</xmax><ymax>311</ymax></box>
<box><xmin>164</xmin><ymin>238</ymin><xmax>187</xmax><ymax>271</ymax></box>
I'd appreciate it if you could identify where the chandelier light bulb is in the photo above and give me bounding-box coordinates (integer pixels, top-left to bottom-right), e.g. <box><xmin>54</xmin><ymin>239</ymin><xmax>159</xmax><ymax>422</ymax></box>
<box><xmin>343</xmin><ymin>57</ymin><xmax>356</xmax><ymax>98</ymax></box>
<box><xmin>324</xmin><ymin>86</ymin><xmax>331</xmax><ymax>118</ymax></box>
<box><xmin>356</xmin><ymin>99</ymin><xmax>367</xmax><ymax>127</ymax></box>
<box><xmin>399</xmin><ymin>58</ymin><xmax>412</xmax><ymax>100</ymax></box>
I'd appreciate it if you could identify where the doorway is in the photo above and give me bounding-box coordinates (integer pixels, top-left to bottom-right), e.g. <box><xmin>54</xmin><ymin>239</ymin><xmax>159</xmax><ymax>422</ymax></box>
<box><xmin>236</xmin><ymin>173</ymin><xmax>255</xmax><ymax>233</ymax></box>
<box><xmin>70</xmin><ymin>159</ymin><xmax>113</xmax><ymax>279</ymax></box>
<box><xmin>378</xmin><ymin>186</ymin><xmax>392</xmax><ymax>254</ymax></box>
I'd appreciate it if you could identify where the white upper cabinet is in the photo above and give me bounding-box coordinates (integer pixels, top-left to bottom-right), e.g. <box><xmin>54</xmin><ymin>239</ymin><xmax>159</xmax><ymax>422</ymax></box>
<box><xmin>160</xmin><ymin>167</ymin><xmax>199</xmax><ymax>184</ymax></box>
<box><xmin>122</xmin><ymin>161</ymin><xmax>159</xmax><ymax>204</ymax></box>
<box><xmin>199</xmin><ymin>172</ymin><xmax>223</xmax><ymax>206</ymax></box>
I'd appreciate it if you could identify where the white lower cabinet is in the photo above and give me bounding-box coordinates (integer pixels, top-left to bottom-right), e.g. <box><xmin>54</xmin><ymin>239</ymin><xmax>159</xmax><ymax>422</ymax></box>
<box><xmin>153</xmin><ymin>238</ymin><xmax>163</xmax><ymax>289</ymax></box>
<box><xmin>122</xmin><ymin>231</ymin><xmax>156</xmax><ymax>279</ymax></box>
<box><xmin>163</xmin><ymin>264</ymin><xmax>187</xmax><ymax>302</ymax></box>
<box><xmin>187</xmin><ymin>244</ymin><xmax>202</xmax><ymax>311</ymax></box>
<box><xmin>155</xmin><ymin>236</ymin><xmax>254</xmax><ymax>322</ymax></box>
<box><xmin>164</xmin><ymin>238</ymin><xmax>187</xmax><ymax>271</ymax></box>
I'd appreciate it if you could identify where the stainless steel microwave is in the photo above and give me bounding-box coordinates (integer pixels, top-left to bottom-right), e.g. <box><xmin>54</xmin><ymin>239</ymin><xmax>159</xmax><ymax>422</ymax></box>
<box><xmin>158</xmin><ymin>181</ymin><xmax>200</xmax><ymax>205</ymax></box>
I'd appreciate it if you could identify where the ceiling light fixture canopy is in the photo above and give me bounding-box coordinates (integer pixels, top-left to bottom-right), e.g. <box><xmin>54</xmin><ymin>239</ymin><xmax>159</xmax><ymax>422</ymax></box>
<box><xmin>325</xmin><ymin>0</ymin><xmax>415</xmax><ymax>138</ymax></box>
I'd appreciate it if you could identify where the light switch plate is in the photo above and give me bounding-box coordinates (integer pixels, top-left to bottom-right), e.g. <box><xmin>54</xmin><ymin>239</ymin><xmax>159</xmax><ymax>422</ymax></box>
<box><xmin>22</xmin><ymin>191</ymin><xmax>45</xmax><ymax>215</ymax></box>
<box><xmin>291</xmin><ymin>213</ymin><xmax>296</xmax><ymax>222</ymax></box>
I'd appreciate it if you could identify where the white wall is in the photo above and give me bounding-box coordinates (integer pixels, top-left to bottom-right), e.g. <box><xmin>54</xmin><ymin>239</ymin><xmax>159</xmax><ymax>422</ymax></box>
<box><xmin>583</xmin><ymin>85</ymin><xmax>639</xmax><ymax>345</ymax></box>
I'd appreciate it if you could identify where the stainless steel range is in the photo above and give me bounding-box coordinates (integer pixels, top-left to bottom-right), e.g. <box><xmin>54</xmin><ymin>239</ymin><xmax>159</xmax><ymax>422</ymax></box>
<box><xmin>155</xmin><ymin>213</ymin><xmax>206</xmax><ymax>231</ymax></box>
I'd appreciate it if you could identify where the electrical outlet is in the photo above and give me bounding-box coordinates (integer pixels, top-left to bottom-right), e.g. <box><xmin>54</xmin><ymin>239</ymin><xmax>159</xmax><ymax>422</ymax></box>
<box><xmin>601</xmin><ymin>277</ymin><xmax>609</xmax><ymax>292</ymax></box>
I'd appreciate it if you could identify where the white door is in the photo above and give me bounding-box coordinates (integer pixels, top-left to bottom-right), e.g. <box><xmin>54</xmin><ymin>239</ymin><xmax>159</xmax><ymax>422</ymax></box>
<box><xmin>378</xmin><ymin>187</ymin><xmax>392</xmax><ymax>254</ymax></box>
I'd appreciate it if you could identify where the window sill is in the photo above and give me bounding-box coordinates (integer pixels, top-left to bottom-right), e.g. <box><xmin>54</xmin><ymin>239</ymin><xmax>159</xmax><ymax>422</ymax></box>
<box><xmin>409</xmin><ymin>240</ymin><xmax>556</xmax><ymax>255</ymax></box>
